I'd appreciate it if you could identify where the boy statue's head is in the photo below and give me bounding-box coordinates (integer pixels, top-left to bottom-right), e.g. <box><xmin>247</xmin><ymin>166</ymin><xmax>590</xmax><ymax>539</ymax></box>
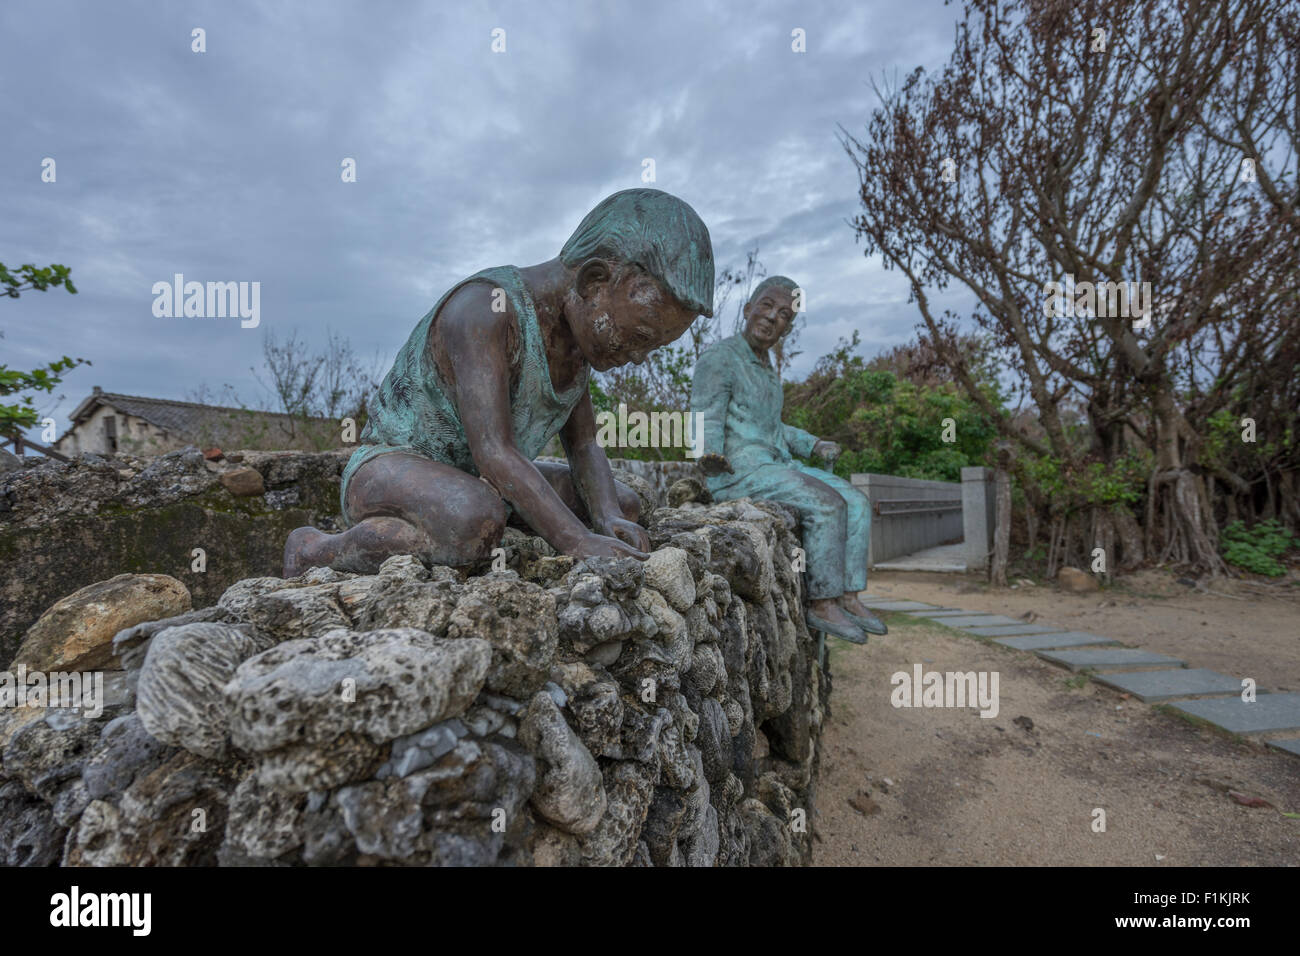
<box><xmin>558</xmin><ymin>188</ymin><xmax>714</xmax><ymax>371</ymax></box>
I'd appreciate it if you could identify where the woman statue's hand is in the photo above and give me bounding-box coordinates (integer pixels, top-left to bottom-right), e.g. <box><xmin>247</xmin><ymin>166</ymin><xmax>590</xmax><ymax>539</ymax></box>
<box><xmin>812</xmin><ymin>439</ymin><xmax>841</xmax><ymax>462</ymax></box>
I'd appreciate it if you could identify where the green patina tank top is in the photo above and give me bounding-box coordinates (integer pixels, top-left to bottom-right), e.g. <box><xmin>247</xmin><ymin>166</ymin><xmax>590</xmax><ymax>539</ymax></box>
<box><xmin>340</xmin><ymin>265</ymin><xmax>589</xmax><ymax>523</ymax></box>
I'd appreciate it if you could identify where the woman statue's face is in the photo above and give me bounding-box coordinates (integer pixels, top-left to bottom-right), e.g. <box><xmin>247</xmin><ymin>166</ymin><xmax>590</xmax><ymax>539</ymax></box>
<box><xmin>742</xmin><ymin>287</ymin><xmax>795</xmax><ymax>352</ymax></box>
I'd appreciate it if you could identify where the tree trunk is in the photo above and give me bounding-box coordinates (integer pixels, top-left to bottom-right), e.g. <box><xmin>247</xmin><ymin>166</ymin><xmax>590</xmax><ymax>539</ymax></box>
<box><xmin>1046</xmin><ymin>515</ymin><xmax>1063</xmax><ymax>580</ymax></box>
<box><xmin>991</xmin><ymin>465</ymin><xmax>1011</xmax><ymax>587</ymax></box>
<box><xmin>1281</xmin><ymin>472</ymin><xmax>1300</xmax><ymax>528</ymax></box>
<box><xmin>1062</xmin><ymin>514</ymin><xmax>1080</xmax><ymax>572</ymax></box>
<box><xmin>1155</xmin><ymin>469</ymin><xmax>1228</xmax><ymax>574</ymax></box>
<box><xmin>1091</xmin><ymin>507</ymin><xmax>1116</xmax><ymax>584</ymax></box>
<box><xmin>1113</xmin><ymin>508</ymin><xmax>1144</xmax><ymax>568</ymax></box>
<box><xmin>1149</xmin><ymin>384</ymin><xmax>1226</xmax><ymax>574</ymax></box>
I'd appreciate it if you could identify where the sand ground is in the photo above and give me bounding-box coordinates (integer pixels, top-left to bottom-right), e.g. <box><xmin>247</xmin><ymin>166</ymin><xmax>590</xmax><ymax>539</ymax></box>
<box><xmin>811</xmin><ymin>570</ymin><xmax>1300</xmax><ymax>866</ymax></box>
<box><xmin>869</xmin><ymin>569</ymin><xmax>1300</xmax><ymax>691</ymax></box>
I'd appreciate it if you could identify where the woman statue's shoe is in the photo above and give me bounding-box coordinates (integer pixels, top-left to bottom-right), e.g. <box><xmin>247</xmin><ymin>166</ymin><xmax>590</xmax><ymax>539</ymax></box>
<box><xmin>806</xmin><ymin>610</ymin><xmax>869</xmax><ymax>645</ymax></box>
<box><xmin>844</xmin><ymin>608</ymin><xmax>888</xmax><ymax>636</ymax></box>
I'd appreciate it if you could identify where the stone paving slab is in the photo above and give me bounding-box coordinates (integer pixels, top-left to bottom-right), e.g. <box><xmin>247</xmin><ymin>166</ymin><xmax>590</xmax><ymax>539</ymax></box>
<box><xmin>863</xmin><ymin>600</ymin><xmax>940</xmax><ymax>611</ymax></box>
<box><xmin>1035</xmin><ymin>647</ymin><xmax>1185</xmax><ymax>672</ymax></box>
<box><xmin>963</xmin><ymin>624</ymin><xmax>1065</xmax><ymax>638</ymax></box>
<box><xmin>992</xmin><ymin>631</ymin><xmax>1121</xmax><ymax>651</ymax></box>
<box><xmin>932</xmin><ymin>614</ymin><xmax>1025</xmax><ymax>628</ymax></box>
<box><xmin>1170</xmin><ymin>694</ymin><xmax>1300</xmax><ymax>735</ymax></box>
<box><xmin>853</xmin><ymin>593</ymin><xmax>1300</xmax><ymax>759</ymax></box>
<box><xmin>1092</xmin><ymin>669</ymin><xmax>1242</xmax><ymax>702</ymax></box>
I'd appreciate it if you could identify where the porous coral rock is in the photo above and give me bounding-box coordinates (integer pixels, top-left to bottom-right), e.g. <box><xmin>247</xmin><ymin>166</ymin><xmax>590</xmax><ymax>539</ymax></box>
<box><xmin>136</xmin><ymin>622</ymin><xmax>272</xmax><ymax>759</ymax></box>
<box><xmin>518</xmin><ymin>692</ymin><xmax>605</xmax><ymax>834</ymax></box>
<box><xmin>0</xmin><ymin>495</ymin><xmax>825</xmax><ymax>867</ymax></box>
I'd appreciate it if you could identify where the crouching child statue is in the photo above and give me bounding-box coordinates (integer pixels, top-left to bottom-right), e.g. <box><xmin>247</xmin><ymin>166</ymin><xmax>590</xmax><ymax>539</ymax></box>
<box><xmin>283</xmin><ymin>187</ymin><xmax>714</xmax><ymax>576</ymax></box>
<box><xmin>689</xmin><ymin>276</ymin><xmax>886</xmax><ymax>643</ymax></box>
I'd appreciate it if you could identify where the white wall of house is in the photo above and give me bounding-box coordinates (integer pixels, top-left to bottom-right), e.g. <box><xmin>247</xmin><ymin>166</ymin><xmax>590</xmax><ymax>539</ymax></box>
<box><xmin>53</xmin><ymin>405</ymin><xmax>182</xmax><ymax>457</ymax></box>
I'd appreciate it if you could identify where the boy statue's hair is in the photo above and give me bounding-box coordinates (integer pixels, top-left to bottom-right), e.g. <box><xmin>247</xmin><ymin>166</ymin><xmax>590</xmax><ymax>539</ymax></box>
<box><xmin>560</xmin><ymin>188</ymin><xmax>715</xmax><ymax>318</ymax></box>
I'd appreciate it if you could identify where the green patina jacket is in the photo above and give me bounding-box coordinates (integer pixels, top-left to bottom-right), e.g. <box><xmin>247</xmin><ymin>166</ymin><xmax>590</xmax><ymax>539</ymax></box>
<box><xmin>689</xmin><ymin>333</ymin><xmax>818</xmax><ymax>494</ymax></box>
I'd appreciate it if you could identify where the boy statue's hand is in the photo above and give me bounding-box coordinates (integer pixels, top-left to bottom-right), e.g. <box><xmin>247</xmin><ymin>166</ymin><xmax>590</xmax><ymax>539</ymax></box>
<box><xmin>570</xmin><ymin>529</ymin><xmax>649</xmax><ymax>560</ymax></box>
<box><xmin>595</xmin><ymin>515</ymin><xmax>652</xmax><ymax>553</ymax></box>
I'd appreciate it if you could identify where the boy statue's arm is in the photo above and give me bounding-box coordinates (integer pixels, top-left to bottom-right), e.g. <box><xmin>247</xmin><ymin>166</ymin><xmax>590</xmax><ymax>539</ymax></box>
<box><xmin>438</xmin><ymin>288</ymin><xmax>645</xmax><ymax>560</ymax></box>
<box><xmin>559</xmin><ymin>390</ymin><xmax>651</xmax><ymax>553</ymax></box>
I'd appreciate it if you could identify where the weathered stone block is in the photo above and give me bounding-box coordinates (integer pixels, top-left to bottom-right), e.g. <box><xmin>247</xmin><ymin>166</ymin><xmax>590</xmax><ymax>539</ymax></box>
<box><xmin>12</xmin><ymin>574</ymin><xmax>191</xmax><ymax>671</ymax></box>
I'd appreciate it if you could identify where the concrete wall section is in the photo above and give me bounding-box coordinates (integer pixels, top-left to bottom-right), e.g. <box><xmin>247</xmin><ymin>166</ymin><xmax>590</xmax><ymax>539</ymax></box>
<box><xmin>851</xmin><ymin>472</ymin><xmax>964</xmax><ymax>567</ymax></box>
<box><xmin>961</xmin><ymin>466</ymin><xmax>996</xmax><ymax>572</ymax></box>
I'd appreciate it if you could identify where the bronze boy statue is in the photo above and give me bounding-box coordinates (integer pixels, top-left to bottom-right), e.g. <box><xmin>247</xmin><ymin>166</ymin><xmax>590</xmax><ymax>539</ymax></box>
<box><xmin>283</xmin><ymin>188</ymin><xmax>714</xmax><ymax>576</ymax></box>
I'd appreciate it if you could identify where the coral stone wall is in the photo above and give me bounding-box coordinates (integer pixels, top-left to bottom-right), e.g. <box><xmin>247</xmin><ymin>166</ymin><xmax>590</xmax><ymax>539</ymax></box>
<box><xmin>0</xmin><ymin>449</ymin><xmax>692</xmax><ymax>663</ymax></box>
<box><xmin>0</xmin><ymin>498</ymin><xmax>827</xmax><ymax>866</ymax></box>
<box><xmin>0</xmin><ymin>448</ymin><xmax>349</xmax><ymax>663</ymax></box>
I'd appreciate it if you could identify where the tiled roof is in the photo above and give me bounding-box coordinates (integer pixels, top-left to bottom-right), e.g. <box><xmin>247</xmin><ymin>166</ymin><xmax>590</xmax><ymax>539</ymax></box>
<box><xmin>72</xmin><ymin>390</ymin><xmax>339</xmax><ymax>449</ymax></box>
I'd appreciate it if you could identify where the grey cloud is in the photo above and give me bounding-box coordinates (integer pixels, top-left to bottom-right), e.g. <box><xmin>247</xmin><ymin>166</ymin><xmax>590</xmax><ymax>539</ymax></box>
<box><xmin>0</xmin><ymin>0</ymin><xmax>962</xmax><ymax>434</ymax></box>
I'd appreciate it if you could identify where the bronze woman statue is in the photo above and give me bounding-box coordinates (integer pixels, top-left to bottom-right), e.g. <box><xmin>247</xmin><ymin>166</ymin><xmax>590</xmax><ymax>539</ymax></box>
<box><xmin>690</xmin><ymin>276</ymin><xmax>885</xmax><ymax>643</ymax></box>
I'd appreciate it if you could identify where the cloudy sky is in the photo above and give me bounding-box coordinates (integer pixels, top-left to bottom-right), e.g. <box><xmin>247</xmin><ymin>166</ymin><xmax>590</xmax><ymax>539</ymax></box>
<box><xmin>1</xmin><ymin>0</ymin><xmax>966</xmax><ymax>440</ymax></box>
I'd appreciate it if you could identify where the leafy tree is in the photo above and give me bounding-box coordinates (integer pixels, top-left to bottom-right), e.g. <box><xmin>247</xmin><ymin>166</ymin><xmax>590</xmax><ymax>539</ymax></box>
<box><xmin>0</xmin><ymin>262</ymin><xmax>87</xmax><ymax>446</ymax></box>
<box><xmin>784</xmin><ymin>332</ymin><xmax>1003</xmax><ymax>482</ymax></box>
<box><xmin>1</xmin><ymin>262</ymin><xmax>77</xmax><ymax>298</ymax></box>
<box><xmin>841</xmin><ymin>0</ymin><xmax>1300</xmax><ymax>574</ymax></box>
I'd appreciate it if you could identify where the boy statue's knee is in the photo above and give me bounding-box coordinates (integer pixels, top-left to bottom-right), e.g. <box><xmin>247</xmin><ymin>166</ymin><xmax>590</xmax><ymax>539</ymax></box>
<box><xmin>470</xmin><ymin>499</ymin><xmax>508</xmax><ymax>558</ymax></box>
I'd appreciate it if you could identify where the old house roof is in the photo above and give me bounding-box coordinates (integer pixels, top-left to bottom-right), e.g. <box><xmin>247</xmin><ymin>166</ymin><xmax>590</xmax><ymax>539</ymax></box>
<box><xmin>67</xmin><ymin>387</ymin><xmax>342</xmax><ymax>450</ymax></box>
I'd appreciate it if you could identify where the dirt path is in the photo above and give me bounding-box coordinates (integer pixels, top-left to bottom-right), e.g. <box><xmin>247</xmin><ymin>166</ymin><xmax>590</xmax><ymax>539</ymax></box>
<box><xmin>866</xmin><ymin>569</ymin><xmax>1300</xmax><ymax>691</ymax></box>
<box><xmin>811</xmin><ymin>610</ymin><xmax>1300</xmax><ymax>866</ymax></box>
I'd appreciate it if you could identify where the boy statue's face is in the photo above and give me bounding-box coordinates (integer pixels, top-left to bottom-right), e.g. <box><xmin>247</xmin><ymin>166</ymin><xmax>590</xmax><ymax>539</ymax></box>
<box><xmin>568</xmin><ymin>261</ymin><xmax>698</xmax><ymax>371</ymax></box>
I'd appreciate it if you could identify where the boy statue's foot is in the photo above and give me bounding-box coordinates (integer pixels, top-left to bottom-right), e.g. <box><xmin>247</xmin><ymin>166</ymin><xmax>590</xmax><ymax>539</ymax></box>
<box><xmin>283</xmin><ymin>526</ymin><xmax>330</xmax><ymax>578</ymax></box>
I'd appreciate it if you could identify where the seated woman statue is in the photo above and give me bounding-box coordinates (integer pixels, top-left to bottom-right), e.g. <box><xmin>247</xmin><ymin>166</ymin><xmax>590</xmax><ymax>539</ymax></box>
<box><xmin>283</xmin><ymin>187</ymin><xmax>714</xmax><ymax>576</ymax></box>
<box><xmin>689</xmin><ymin>276</ymin><xmax>886</xmax><ymax>643</ymax></box>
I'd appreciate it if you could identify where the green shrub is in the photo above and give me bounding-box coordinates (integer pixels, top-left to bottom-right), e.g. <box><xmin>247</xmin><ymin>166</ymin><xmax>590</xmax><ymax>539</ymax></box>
<box><xmin>783</xmin><ymin>343</ymin><xmax>1001</xmax><ymax>483</ymax></box>
<box><xmin>1220</xmin><ymin>519</ymin><xmax>1297</xmax><ymax>576</ymax></box>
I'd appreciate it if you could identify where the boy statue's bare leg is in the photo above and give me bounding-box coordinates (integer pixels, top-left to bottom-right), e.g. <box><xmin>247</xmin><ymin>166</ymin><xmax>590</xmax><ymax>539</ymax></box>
<box><xmin>532</xmin><ymin>460</ymin><xmax>641</xmax><ymax>525</ymax></box>
<box><xmin>283</xmin><ymin>456</ymin><xmax>645</xmax><ymax>577</ymax></box>
<box><xmin>283</xmin><ymin>453</ymin><xmax>506</xmax><ymax>577</ymax></box>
